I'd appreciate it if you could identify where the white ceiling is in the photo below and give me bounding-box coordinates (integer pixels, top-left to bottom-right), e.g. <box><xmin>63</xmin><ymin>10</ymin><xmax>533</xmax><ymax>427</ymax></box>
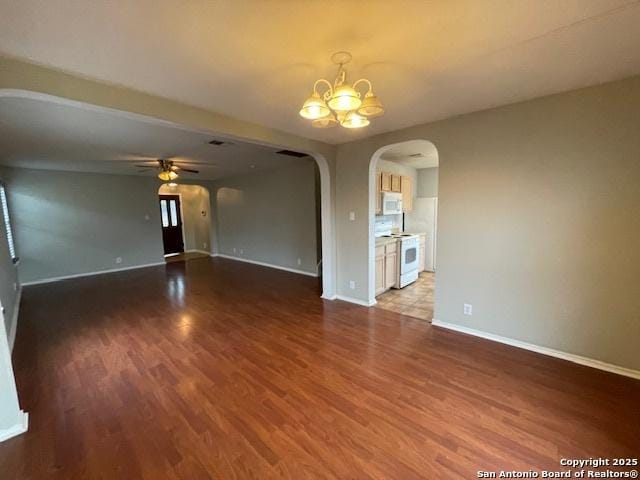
<box><xmin>1</xmin><ymin>1</ymin><xmax>640</xmax><ymax>145</ymax></box>
<box><xmin>0</xmin><ymin>96</ymin><xmax>306</xmax><ymax>180</ymax></box>
<box><xmin>380</xmin><ymin>140</ymin><xmax>439</xmax><ymax>169</ymax></box>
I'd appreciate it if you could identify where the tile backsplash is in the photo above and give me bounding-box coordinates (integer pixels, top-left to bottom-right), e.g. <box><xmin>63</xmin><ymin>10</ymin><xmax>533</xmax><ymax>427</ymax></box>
<box><xmin>375</xmin><ymin>214</ymin><xmax>403</xmax><ymax>233</ymax></box>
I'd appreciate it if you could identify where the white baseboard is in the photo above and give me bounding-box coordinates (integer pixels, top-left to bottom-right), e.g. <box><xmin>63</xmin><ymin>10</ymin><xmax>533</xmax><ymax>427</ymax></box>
<box><xmin>335</xmin><ymin>294</ymin><xmax>376</xmax><ymax>307</ymax></box>
<box><xmin>8</xmin><ymin>286</ymin><xmax>21</xmax><ymax>352</ymax></box>
<box><xmin>432</xmin><ymin>319</ymin><xmax>640</xmax><ymax>380</ymax></box>
<box><xmin>215</xmin><ymin>254</ymin><xmax>318</xmax><ymax>277</ymax></box>
<box><xmin>21</xmin><ymin>261</ymin><xmax>166</xmax><ymax>286</ymax></box>
<box><xmin>0</xmin><ymin>411</ymin><xmax>28</xmax><ymax>443</ymax></box>
<box><xmin>186</xmin><ymin>249</ymin><xmax>211</xmax><ymax>255</ymax></box>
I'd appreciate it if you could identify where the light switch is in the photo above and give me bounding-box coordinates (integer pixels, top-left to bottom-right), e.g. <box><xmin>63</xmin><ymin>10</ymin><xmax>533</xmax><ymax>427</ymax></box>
<box><xmin>349</xmin><ymin>211</ymin><xmax>356</xmax><ymax>221</ymax></box>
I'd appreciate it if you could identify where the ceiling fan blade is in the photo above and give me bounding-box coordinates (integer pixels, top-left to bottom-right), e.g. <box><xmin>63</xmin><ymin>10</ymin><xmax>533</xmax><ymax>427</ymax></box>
<box><xmin>135</xmin><ymin>165</ymin><xmax>159</xmax><ymax>168</ymax></box>
<box><xmin>177</xmin><ymin>167</ymin><xmax>199</xmax><ymax>173</ymax></box>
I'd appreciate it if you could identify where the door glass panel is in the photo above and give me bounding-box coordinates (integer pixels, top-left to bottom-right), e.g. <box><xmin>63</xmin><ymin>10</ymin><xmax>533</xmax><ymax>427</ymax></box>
<box><xmin>405</xmin><ymin>247</ymin><xmax>417</xmax><ymax>264</ymax></box>
<box><xmin>169</xmin><ymin>200</ymin><xmax>178</xmax><ymax>227</ymax></box>
<box><xmin>160</xmin><ymin>200</ymin><xmax>169</xmax><ymax>227</ymax></box>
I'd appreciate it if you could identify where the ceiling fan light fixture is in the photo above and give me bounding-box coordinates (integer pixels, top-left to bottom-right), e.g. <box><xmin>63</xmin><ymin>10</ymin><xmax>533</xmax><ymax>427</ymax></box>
<box><xmin>341</xmin><ymin>111</ymin><xmax>370</xmax><ymax>129</ymax></box>
<box><xmin>357</xmin><ymin>91</ymin><xmax>384</xmax><ymax>117</ymax></box>
<box><xmin>158</xmin><ymin>170</ymin><xmax>179</xmax><ymax>181</ymax></box>
<box><xmin>299</xmin><ymin>91</ymin><xmax>331</xmax><ymax>120</ymax></box>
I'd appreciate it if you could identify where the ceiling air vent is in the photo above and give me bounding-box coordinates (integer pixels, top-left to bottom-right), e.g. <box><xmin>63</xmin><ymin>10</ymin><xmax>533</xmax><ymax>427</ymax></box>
<box><xmin>275</xmin><ymin>149</ymin><xmax>308</xmax><ymax>158</ymax></box>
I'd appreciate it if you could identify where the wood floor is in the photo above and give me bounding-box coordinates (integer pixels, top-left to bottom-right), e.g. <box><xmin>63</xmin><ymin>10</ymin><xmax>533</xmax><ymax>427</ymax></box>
<box><xmin>1</xmin><ymin>257</ymin><xmax>638</xmax><ymax>479</ymax></box>
<box><xmin>375</xmin><ymin>272</ymin><xmax>435</xmax><ymax>321</ymax></box>
<box><xmin>165</xmin><ymin>251</ymin><xmax>210</xmax><ymax>263</ymax></box>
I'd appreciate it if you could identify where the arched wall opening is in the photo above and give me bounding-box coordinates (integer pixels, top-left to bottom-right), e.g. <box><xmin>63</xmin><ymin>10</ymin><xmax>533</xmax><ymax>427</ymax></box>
<box><xmin>368</xmin><ymin>139</ymin><xmax>439</xmax><ymax>307</ymax></box>
<box><xmin>158</xmin><ymin>183</ymin><xmax>212</xmax><ymax>259</ymax></box>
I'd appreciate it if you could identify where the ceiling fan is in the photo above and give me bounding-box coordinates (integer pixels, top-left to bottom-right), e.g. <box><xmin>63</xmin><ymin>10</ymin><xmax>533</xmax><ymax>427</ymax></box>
<box><xmin>135</xmin><ymin>158</ymin><xmax>200</xmax><ymax>181</ymax></box>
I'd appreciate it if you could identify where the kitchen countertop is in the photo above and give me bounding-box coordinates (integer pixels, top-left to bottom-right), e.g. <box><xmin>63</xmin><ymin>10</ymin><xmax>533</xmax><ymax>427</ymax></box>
<box><xmin>375</xmin><ymin>236</ymin><xmax>397</xmax><ymax>246</ymax></box>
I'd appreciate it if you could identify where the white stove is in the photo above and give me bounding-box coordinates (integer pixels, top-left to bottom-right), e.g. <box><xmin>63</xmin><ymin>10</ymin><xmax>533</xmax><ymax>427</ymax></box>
<box><xmin>377</xmin><ymin>232</ymin><xmax>420</xmax><ymax>288</ymax></box>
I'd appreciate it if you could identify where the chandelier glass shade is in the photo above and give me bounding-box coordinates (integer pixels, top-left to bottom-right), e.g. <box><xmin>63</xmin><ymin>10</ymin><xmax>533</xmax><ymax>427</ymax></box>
<box><xmin>299</xmin><ymin>52</ymin><xmax>384</xmax><ymax>129</ymax></box>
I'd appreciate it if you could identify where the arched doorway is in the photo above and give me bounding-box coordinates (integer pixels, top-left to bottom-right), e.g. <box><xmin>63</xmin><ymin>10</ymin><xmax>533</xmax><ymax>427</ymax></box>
<box><xmin>368</xmin><ymin>140</ymin><xmax>439</xmax><ymax>319</ymax></box>
<box><xmin>158</xmin><ymin>183</ymin><xmax>212</xmax><ymax>262</ymax></box>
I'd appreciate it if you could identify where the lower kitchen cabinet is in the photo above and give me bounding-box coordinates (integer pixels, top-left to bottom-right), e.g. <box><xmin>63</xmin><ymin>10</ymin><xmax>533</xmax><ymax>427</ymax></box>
<box><xmin>375</xmin><ymin>241</ymin><xmax>398</xmax><ymax>296</ymax></box>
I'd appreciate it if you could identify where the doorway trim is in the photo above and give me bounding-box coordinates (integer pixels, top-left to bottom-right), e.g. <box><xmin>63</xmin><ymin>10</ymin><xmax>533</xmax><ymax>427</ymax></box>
<box><xmin>367</xmin><ymin>139</ymin><xmax>439</xmax><ymax>305</ymax></box>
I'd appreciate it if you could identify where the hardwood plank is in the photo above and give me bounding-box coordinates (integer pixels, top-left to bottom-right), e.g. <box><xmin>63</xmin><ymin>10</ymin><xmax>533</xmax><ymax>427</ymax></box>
<box><xmin>1</xmin><ymin>257</ymin><xmax>638</xmax><ymax>479</ymax></box>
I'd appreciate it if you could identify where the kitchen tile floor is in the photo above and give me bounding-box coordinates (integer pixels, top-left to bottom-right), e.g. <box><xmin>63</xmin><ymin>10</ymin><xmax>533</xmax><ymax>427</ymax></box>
<box><xmin>375</xmin><ymin>271</ymin><xmax>434</xmax><ymax>321</ymax></box>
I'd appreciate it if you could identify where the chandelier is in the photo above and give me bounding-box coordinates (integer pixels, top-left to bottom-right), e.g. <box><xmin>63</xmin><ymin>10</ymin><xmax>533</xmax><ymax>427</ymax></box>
<box><xmin>299</xmin><ymin>52</ymin><xmax>384</xmax><ymax>129</ymax></box>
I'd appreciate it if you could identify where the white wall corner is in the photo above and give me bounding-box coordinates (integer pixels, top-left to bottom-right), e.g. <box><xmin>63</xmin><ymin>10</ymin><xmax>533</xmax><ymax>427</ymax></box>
<box><xmin>0</xmin><ymin>411</ymin><xmax>28</xmax><ymax>443</ymax></box>
<box><xmin>432</xmin><ymin>319</ymin><xmax>640</xmax><ymax>381</ymax></box>
<box><xmin>335</xmin><ymin>294</ymin><xmax>376</xmax><ymax>307</ymax></box>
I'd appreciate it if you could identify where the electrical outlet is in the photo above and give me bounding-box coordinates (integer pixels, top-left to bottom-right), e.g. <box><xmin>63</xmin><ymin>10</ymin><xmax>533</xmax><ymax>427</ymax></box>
<box><xmin>13</xmin><ymin>282</ymin><xmax>18</xmax><ymax>292</ymax></box>
<box><xmin>116</xmin><ymin>257</ymin><xmax>122</xmax><ymax>264</ymax></box>
<box><xmin>144</xmin><ymin>214</ymin><xmax>150</xmax><ymax>221</ymax></box>
<box><xmin>349</xmin><ymin>280</ymin><xmax>356</xmax><ymax>290</ymax></box>
<box><xmin>203</xmin><ymin>242</ymin><xmax>207</xmax><ymax>249</ymax></box>
<box><xmin>240</xmin><ymin>249</ymin><xmax>244</xmax><ymax>255</ymax></box>
<box><xmin>233</xmin><ymin>248</ymin><xmax>236</xmax><ymax>253</ymax></box>
<box><xmin>297</xmin><ymin>258</ymin><xmax>302</xmax><ymax>266</ymax></box>
<box><xmin>463</xmin><ymin>303</ymin><xmax>473</xmax><ymax>316</ymax></box>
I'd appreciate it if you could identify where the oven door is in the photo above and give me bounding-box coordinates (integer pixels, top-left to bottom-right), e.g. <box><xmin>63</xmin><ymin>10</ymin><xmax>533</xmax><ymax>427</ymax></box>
<box><xmin>401</xmin><ymin>240</ymin><xmax>419</xmax><ymax>273</ymax></box>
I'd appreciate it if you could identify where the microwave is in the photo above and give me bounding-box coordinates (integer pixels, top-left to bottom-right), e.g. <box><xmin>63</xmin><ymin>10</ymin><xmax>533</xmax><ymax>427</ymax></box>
<box><xmin>382</xmin><ymin>192</ymin><xmax>403</xmax><ymax>215</ymax></box>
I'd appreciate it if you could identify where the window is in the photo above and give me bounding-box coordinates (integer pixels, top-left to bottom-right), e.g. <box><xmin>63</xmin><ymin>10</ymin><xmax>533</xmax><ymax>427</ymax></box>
<box><xmin>160</xmin><ymin>199</ymin><xmax>169</xmax><ymax>227</ymax></box>
<box><xmin>0</xmin><ymin>184</ymin><xmax>17</xmax><ymax>263</ymax></box>
<box><xmin>169</xmin><ymin>200</ymin><xmax>178</xmax><ymax>227</ymax></box>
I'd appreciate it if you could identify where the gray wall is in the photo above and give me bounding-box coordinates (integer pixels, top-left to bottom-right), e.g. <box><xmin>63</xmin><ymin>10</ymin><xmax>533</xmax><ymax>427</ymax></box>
<box><xmin>159</xmin><ymin>184</ymin><xmax>211</xmax><ymax>252</ymax></box>
<box><xmin>1</xmin><ymin>167</ymin><xmax>167</xmax><ymax>284</ymax></box>
<box><xmin>213</xmin><ymin>160</ymin><xmax>319</xmax><ymax>275</ymax></box>
<box><xmin>417</xmin><ymin>167</ymin><xmax>438</xmax><ymax>197</ymax></box>
<box><xmin>336</xmin><ymin>75</ymin><xmax>640</xmax><ymax>371</ymax></box>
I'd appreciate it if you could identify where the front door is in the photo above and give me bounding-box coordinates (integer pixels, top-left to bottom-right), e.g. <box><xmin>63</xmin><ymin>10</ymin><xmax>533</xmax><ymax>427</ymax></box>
<box><xmin>159</xmin><ymin>194</ymin><xmax>184</xmax><ymax>255</ymax></box>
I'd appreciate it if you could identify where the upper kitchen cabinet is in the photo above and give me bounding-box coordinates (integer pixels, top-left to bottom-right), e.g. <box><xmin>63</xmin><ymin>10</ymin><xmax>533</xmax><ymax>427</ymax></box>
<box><xmin>391</xmin><ymin>174</ymin><xmax>401</xmax><ymax>192</ymax></box>
<box><xmin>381</xmin><ymin>172</ymin><xmax>391</xmax><ymax>192</ymax></box>
<box><xmin>376</xmin><ymin>170</ymin><xmax>414</xmax><ymax>214</ymax></box>
<box><xmin>401</xmin><ymin>176</ymin><xmax>413</xmax><ymax>213</ymax></box>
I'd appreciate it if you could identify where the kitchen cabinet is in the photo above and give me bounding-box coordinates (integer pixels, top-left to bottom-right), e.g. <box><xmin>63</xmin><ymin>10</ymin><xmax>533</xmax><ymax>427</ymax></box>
<box><xmin>401</xmin><ymin>176</ymin><xmax>413</xmax><ymax>213</ymax></box>
<box><xmin>375</xmin><ymin>247</ymin><xmax>385</xmax><ymax>295</ymax></box>
<box><xmin>376</xmin><ymin>170</ymin><xmax>413</xmax><ymax>214</ymax></box>
<box><xmin>418</xmin><ymin>234</ymin><xmax>427</xmax><ymax>272</ymax></box>
<box><xmin>375</xmin><ymin>241</ymin><xmax>398</xmax><ymax>295</ymax></box>
<box><xmin>391</xmin><ymin>174</ymin><xmax>401</xmax><ymax>192</ymax></box>
<box><xmin>381</xmin><ymin>172</ymin><xmax>391</xmax><ymax>192</ymax></box>
<box><xmin>385</xmin><ymin>249</ymin><xmax>397</xmax><ymax>288</ymax></box>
